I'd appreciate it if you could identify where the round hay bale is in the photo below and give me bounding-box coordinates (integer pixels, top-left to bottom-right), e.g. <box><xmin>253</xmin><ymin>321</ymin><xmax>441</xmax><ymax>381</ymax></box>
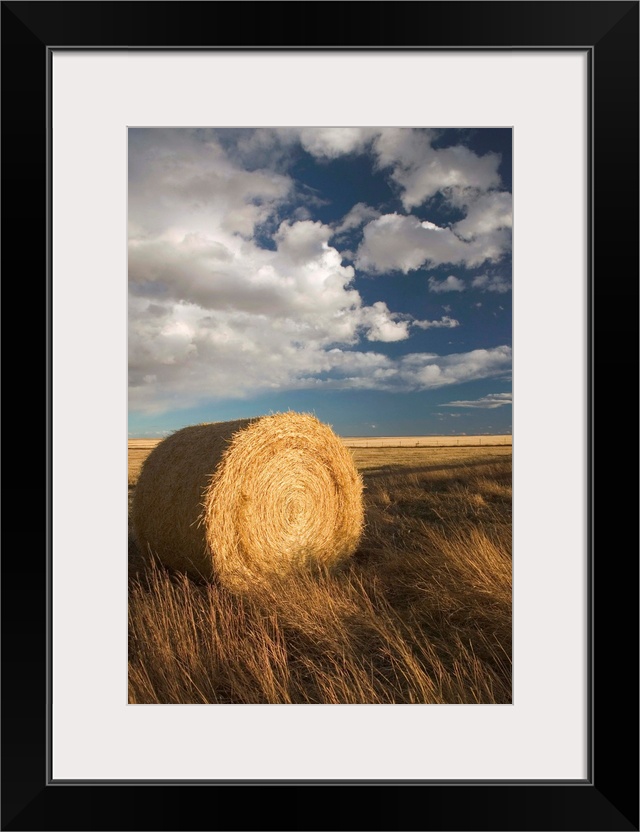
<box><xmin>131</xmin><ymin>412</ymin><xmax>364</xmax><ymax>590</ymax></box>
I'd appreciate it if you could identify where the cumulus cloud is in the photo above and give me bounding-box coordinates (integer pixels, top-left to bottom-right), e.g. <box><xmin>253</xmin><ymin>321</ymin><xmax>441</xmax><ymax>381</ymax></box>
<box><xmin>454</xmin><ymin>191</ymin><xmax>512</xmax><ymax>240</ymax></box>
<box><xmin>128</xmin><ymin>128</ymin><xmax>293</xmax><ymax>240</ymax></box>
<box><xmin>472</xmin><ymin>273</ymin><xmax>511</xmax><ymax>293</ymax></box>
<box><xmin>305</xmin><ymin>345</ymin><xmax>512</xmax><ymax>394</ymax></box>
<box><xmin>371</xmin><ymin>128</ymin><xmax>502</xmax><ymax>210</ymax></box>
<box><xmin>293</xmin><ymin>127</ymin><xmax>511</xmax><ymax>268</ymax></box>
<box><xmin>356</xmin><ymin>301</ymin><xmax>411</xmax><ymax>342</ymax></box>
<box><xmin>413</xmin><ymin>315</ymin><xmax>459</xmax><ymax>329</ymax></box>
<box><xmin>333</xmin><ymin>202</ymin><xmax>380</xmax><ymax>236</ymax></box>
<box><xmin>128</xmin><ymin>132</ymin><xmax>450</xmax><ymax>412</ymax></box>
<box><xmin>129</xmin><ymin>129</ymin><xmax>512</xmax><ymax>415</ymax></box>
<box><xmin>204</xmin><ymin>126</ymin><xmax>512</xmax><ymax>258</ymax></box>
<box><xmin>187</xmin><ymin>127</ymin><xmax>511</xmax><ymax>271</ymax></box>
<box><xmin>428</xmin><ymin>275</ymin><xmax>466</xmax><ymax>293</ymax></box>
<box><xmin>396</xmin><ymin>346</ymin><xmax>512</xmax><ymax>390</ymax></box>
<box><xmin>356</xmin><ymin>213</ymin><xmax>508</xmax><ymax>273</ymax></box>
<box><xmin>129</xmin><ymin>216</ymin><xmax>422</xmax><ymax>411</ymax></box>
<box><xmin>249</xmin><ymin>125</ymin><xmax>507</xmax><ymax>208</ymax></box>
<box><xmin>130</xmin><ymin>273</ymin><xmax>510</xmax><ymax>411</ymax></box>
<box><xmin>439</xmin><ymin>392</ymin><xmax>512</xmax><ymax>408</ymax></box>
<box><xmin>297</xmin><ymin>127</ymin><xmax>378</xmax><ymax>159</ymax></box>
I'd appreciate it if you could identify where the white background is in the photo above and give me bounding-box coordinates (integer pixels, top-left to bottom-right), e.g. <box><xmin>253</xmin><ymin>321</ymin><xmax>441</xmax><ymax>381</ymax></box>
<box><xmin>52</xmin><ymin>51</ymin><xmax>587</xmax><ymax>780</ymax></box>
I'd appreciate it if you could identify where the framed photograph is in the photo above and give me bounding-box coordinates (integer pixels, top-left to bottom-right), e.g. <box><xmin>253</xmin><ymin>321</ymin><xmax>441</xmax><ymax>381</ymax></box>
<box><xmin>3</xmin><ymin>2</ymin><xmax>637</xmax><ymax>830</ymax></box>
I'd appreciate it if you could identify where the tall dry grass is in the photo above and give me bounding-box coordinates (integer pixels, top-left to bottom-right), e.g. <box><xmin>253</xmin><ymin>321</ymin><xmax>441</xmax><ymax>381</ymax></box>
<box><xmin>128</xmin><ymin>447</ymin><xmax>512</xmax><ymax>704</ymax></box>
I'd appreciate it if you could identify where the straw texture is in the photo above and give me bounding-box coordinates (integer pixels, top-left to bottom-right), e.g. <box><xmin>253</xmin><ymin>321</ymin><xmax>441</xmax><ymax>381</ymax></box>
<box><xmin>132</xmin><ymin>412</ymin><xmax>364</xmax><ymax>590</ymax></box>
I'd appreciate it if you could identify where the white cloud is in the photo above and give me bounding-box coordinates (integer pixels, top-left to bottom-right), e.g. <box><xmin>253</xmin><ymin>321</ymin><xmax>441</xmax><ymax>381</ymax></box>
<box><xmin>413</xmin><ymin>315</ymin><xmax>460</xmax><ymax>329</ymax></box>
<box><xmin>209</xmin><ymin>127</ymin><xmax>511</xmax><ymax>260</ymax></box>
<box><xmin>293</xmin><ymin>127</ymin><xmax>511</xmax><ymax>270</ymax></box>
<box><xmin>128</xmin><ymin>135</ymin><xmax>440</xmax><ymax>412</ymax></box>
<box><xmin>129</xmin><ymin>129</ymin><xmax>512</xmax><ymax>415</ymax></box>
<box><xmin>199</xmin><ymin>127</ymin><xmax>511</xmax><ymax>272</ymax></box>
<box><xmin>129</xmin><ymin>215</ymin><xmax>419</xmax><ymax>410</ymax></box>
<box><xmin>428</xmin><ymin>275</ymin><xmax>466</xmax><ymax>293</ymax></box>
<box><xmin>274</xmin><ymin>127</ymin><xmax>509</xmax><ymax>215</ymax></box>
<box><xmin>128</xmin><ymin>128</ymin><xmax>293</xmax><ymax>240</ymax></box>
<box><xmin>333</xmin><ymin>202</ymin><xmax>380</xmax><ymax>236</ymax></box>
<box><xmin>356</xmin><ymin>301</ymin><xmax>411</xmax><ymax>342</ymax></box>
<box><xmin>371</xmin><ymin>128</ymin><xmax>502</xmax><ymax>210</ymax></box>
<box><xmin>297</xmin><ymin>127</ymin><xmax>378</xmax><ymax>159</ymax></box>
<box><xmin>439</xmin><ymin>392</ymin><xmax>512</xmax><ymax>409</ymax></box>
<box><xmin>396</xmin><ymin>346</ymin><xmax>512</xmax><ymax>390</ymax></box>
<box><xmin>130</xmin><ymin>274</ymin><xmax>511</xmax><ymax>411</ymax></box>
<box><xmin>472</xmin><ymin>273</ymin><xmax>511</xmax><ymax>293</ymax></box>
<box><xmin>310</xmin><ymin>345</ymin><xmax>512</xmax><ymax>393</ymax></box>
<box><xmin>356</xmin><ymin>213</ymin><xmax>507</xmax><ymax>273</ymax></box>
<box><xmin>454</xmin><ymin>191</ymin><xmax>513</xmax><ymax>240</ymax></box>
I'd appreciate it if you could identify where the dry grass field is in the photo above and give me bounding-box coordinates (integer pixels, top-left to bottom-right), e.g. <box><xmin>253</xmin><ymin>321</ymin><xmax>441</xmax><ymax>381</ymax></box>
<box><xmin>344</xmin><ymin>435</ymin><xmax>512</xmax><ymax>448</ymax></box>
<box><xmin>128</xmin><ymin>439</ymin><xmax>512</xmax><ymax>704</ymax></box>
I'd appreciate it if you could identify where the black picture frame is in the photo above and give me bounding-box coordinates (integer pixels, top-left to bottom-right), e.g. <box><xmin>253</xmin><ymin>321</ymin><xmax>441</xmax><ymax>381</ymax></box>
<box><xmin>2</xmin><ymin>2</ymin><xmax>638</xmax><ymax>830</ymax></box>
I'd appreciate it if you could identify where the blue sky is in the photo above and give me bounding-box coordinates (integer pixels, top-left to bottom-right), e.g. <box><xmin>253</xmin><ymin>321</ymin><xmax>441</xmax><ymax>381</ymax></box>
<box><xmin>129</xmin><ymin>128</ymin><xmax>512</xmax><ymax>437</ymax></box>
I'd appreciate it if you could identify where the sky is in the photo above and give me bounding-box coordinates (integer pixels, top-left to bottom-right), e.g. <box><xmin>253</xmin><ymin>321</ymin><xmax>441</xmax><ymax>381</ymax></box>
<box><xmin>128</xmin><ymin>127</ymin><xmax>512</xmax><ymax>438</ymax></box>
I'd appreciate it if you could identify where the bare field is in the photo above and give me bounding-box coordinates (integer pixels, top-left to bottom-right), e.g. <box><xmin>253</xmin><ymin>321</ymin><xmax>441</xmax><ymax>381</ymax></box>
<box><xmin>128</xmin><ymin>436</ymin><xmax>511</xmax><ymax>484</ymax></box>
<box><xmin>128</xmin><ymin>441</ymin><xmax>160</xmax><ymax>486</ymax></box>
<box><xmin>351</xmin><ymin>444</ymin><xmax>512</xmax><ymax>473</ymax></box>
<box><xmin>344</xmin><ymin>434</ymin><xmax>512</xmax><ymax>448</ymax></box>
<box><xmin>128</xmin><ymin>441</ymin><xmax>512</xmax><ymax>704</ymax></box>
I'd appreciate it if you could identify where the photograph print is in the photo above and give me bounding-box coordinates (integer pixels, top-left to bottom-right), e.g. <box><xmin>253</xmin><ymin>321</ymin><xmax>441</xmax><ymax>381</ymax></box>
<box><xmin>127</xmin><ymin>127</ymin><xmax>513</xmax><ymax>705</ymax></box>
